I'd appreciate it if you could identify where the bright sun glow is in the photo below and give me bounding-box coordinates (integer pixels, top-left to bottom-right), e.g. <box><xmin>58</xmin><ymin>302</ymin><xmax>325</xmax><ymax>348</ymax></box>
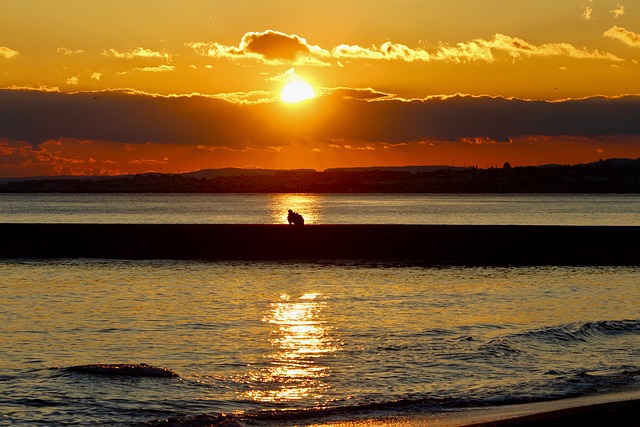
<box><xmin>280</xmin><ymin>80</ymin><xmax>316</xmax><ymax>103</ymax></box>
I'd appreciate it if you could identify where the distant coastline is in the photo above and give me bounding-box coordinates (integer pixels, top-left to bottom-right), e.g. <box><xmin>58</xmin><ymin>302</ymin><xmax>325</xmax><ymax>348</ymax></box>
<box><xmin>1</xmin><ymin>158</ymin><xmax>639</xmax><ymax>193</ymax></box>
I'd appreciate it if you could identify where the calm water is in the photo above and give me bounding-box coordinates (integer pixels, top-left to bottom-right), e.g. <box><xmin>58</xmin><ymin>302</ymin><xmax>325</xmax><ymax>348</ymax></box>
<box><xmin>1</xmin><ymin>261</ymin><xmax>639</xmax><ymax>426</ymax></box>
<box><xmin>1</xmin><ymin>193</ymin><xmax>640</xmax><ymax>225</ymax></box>
<box><xmin>1</xmin><ymin>194</ymin><xmax>639</xmax><ymax>426</ymax></box>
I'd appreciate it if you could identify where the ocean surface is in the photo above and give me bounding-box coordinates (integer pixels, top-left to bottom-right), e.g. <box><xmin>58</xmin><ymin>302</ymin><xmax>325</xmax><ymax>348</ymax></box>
<box><xmin>1</xmin><ymin>193</ymin><xmax>640</xmax><ymax>225</ymax></box>
<box><xmin>1</xmin><ymin>194</ymin><xmax>639</xmax><ymax>426</ymax></box>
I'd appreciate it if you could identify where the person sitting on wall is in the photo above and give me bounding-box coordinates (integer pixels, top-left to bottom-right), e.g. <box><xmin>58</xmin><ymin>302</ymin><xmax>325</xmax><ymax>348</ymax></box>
<box><xmin>287</xmin><ymin>209</ymin><xmax>305</xmax><ymax>225</ymax></box>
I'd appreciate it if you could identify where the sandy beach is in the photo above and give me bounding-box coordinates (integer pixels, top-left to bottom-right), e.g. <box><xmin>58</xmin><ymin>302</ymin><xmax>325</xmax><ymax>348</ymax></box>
<box><xmin>460</xmin><ymin>400</ymin><xmax>640</xmax><ymax>427</ymax></box>
<box><xmin>308</xmin><ymin>392</ymin><xmax>640</xmax><ymax>427</ymax></box>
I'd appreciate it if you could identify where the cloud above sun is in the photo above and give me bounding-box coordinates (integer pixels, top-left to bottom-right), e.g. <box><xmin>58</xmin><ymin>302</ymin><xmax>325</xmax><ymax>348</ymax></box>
<box><xmin>102</xmin><ymin>47</ymin><xmax>172</xmax><ymax>62</ymax></box>
<box><xmin>331</xmin><ymin>41</ymin><xmax>431</xmax><ymax>62</ymax></box>
<box><xmin>582</xmin><ymin>6</ymin><xmax>594</xmax><ymax>21</ymax></box>
<box><xmin>238</xmin><ymin>31</ymin><xmax>321</xmax><ymax>61</ymax></box>
<box><xmin>187</xmin><ymin>30</ymin><xmax>624</xmax><ymax>65</ymax></box>
<box><xmin>0</xmin><ymin>47</ymin><xmax>19</xmax><ymax>59</ymax></box>
<box><xmin>610</xmin><ymin>4</ymin><xmax>626</xmax><ymax>18</ymax></box>
<box><xmin>432</xmin><ymin>33</ymin><xmax>622</xmax><ymax>63</ymax></box>
<box><xmin>603</xmin><ymin>26</ymin><xmax>640</xmax><ymax>47</ymax></box>
<box><xmin>187</xmin><ymin>30</ymin><xmax>330</xmax><ymax>66</ymax></box>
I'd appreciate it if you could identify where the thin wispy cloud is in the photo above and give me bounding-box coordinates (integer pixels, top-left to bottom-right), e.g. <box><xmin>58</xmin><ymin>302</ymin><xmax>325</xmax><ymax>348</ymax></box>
<box><xmin>57</xmin><ymin>47</ymin><xmax>84</xmax><ymax>56</ymax></box>
<box><xmin>610</xmin><ymin>4</ymin><xmax>626</xmax><ymax>18</ymax></box>
<box><xmin>435</xmin><ymin>33</ymin><xmax>622</xmax><ymax>62</ymax></box>
<box><xmin>0</xmin><ymin>46</ymin><xmax>19</xmax><ymax>59</ymax></box>
<box><xmin>433</xmin><ymin>40</ymin><xmax>493</xmax><ymax>63</ymax></box>
<box><xmin>603</xmin><ymin>26</ymin><xmax>640</xmax><ymax>47</ymax></box>
<box><xmin>268</xmin><ymin>68</ymin><xmax>304</xmax><ymax>83</ymax></box>
<box><xmin>132</xmin><ymin>65</ymin><xmax>176</xmax><ymax>73</ymax></box>
<box><xmin>103</xmin><ymin>47</ymin><xmax>172</xmax><ymax>62</ymax></box>
<box><xmin>332</xmin><ymin>42</ymin><xmax>431</xmax><ymax>62</ymax></box>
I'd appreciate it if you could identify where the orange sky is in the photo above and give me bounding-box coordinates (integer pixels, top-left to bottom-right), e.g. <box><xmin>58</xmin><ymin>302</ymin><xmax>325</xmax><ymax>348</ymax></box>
<box><xmin>1</xmin><ymin>0</ymin><xmax>639</xmax><ymax>177</ymax></box>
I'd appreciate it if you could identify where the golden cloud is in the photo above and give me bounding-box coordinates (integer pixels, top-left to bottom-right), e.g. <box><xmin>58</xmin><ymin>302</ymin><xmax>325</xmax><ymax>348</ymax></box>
<box><xmin>603</xmin><ymin>26</ymin><xmax>640</xmax><ymax>47</ymax></box>
<box><xmin>434</xmin><ymin>41</ymin><xmax>494</xmax><ymax>63</ymax></box>
<box><xmin>187</xmin><ymin>30</ymin><xmax>330</xmax><ymax>66</ymax></box>
<box><xmin>188</xmin><ymin>30</ymin><xmax>622</xmax><ymax>66</ymax></box>
<box><xmin>239</xmin><ymin>30</ymin><xmax>324</xmax><ymax>60</ymax></box>
<box><xmin>57</xmin><ymin>47</ymin><xmax>84</xmax><ymax>56</ymax></box>
<box><xmin>610</xmin><ymin>4</ymin><xmax>626</xmax><ymax>18</ymax></box>
<box><xmin>133</xmin><ymin>65</ymin><xmax>176</xmax><ymax>73</ymax></box>
<box><xmin>332</xmin><ymin>42</ymin><xmax>430</xmax><ymax>62</ymax></box>
<box><xmin>435</xmin><ymin>34</ymin><xmax>622</xmax><ymax>62</ymax></box>
<box><xmin>103</xmin><ymin>47</ymin><xmax>172</xmax><ymax>62</ymax></box>
<box><xmin>0</xmin><ymin>46</ymin><xmax>19</xmax><ymax>59</ymax></box>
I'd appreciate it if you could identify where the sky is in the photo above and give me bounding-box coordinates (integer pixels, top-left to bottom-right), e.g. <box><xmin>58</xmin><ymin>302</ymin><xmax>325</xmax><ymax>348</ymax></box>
<box><xmin>1</xmin><ymin>0</ymin><xmax>639</xmax><ymax>177</ymax></box>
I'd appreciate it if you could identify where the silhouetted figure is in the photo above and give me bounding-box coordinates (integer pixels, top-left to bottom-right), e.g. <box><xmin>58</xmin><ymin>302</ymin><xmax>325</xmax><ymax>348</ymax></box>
<box><xmin>287</xmin><ymin>209</ymin><xmax>305</xmax><ymax>225</ymax></box>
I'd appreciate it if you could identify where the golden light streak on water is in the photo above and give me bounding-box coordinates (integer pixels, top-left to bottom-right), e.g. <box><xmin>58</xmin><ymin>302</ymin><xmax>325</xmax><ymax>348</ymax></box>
<box><xmin>244</xmin><ymin>293</ymin><xmax>338</xmax><ymax>403</ymax></box>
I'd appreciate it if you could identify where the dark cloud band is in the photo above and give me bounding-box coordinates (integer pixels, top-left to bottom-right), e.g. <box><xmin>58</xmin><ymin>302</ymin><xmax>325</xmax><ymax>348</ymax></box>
<box><xmin>1</xmin><ymin>89</ymin><xmax>638</xmax><ymax>147</ymax></box>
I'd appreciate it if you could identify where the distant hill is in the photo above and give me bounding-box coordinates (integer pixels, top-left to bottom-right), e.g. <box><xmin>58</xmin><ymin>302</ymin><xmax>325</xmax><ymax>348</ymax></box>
<box><xmin>182</xmin><ymin>168</ymin><xmax>316</xmax><ymax>179</ymax></box>
<box><xmin>1</xmin><ymin>158</ymin><xmax>639</xmax><ymax>193</ymax></box>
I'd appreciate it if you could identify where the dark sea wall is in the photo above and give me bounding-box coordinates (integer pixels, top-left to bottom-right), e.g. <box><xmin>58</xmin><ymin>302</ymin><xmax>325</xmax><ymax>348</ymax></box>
<box><xmin>1</xmin><ymin>224</ymin><xmax>638</xmax><ymax>265</ymax></box>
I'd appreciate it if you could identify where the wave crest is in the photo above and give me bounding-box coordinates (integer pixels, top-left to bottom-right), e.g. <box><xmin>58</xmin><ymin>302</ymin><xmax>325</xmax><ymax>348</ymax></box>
<box><xmin>61</xmin><ymin>363</ymin><xmax>179</xmax><ymax>378</ymax></box>
<box><xmin>498</xmin><ymin>319</ymin><xmax>640</xmax><ymax>346</ymax></box>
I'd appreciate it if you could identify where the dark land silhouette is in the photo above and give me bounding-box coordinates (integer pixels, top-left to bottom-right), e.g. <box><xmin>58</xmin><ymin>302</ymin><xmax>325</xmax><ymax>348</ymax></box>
<box><xmin>2</xmin><ymin>223</ymin><xmax>639</xmax><ymax>265</ymax></box>
<box><xmin>1</xmin><ymin>158</ymin><xmax>639</xmax><ymax>193</ymax></box>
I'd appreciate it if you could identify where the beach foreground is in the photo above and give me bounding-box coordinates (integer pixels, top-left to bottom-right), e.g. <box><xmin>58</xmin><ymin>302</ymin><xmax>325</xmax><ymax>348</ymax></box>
<box><xmin>2</xmin><ymin>224</ymin><xmax>640</xmax><ymax>265</ymax></box>
<box><xmin>309</xmin><ymin>393</ymin><xmax>640</xmax><ymax>427</ymax></box>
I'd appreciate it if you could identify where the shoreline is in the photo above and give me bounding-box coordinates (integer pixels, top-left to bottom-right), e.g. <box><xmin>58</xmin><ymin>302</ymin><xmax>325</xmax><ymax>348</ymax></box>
<box><xmin>308</xmin><ymin>392</ymin><xmax>640</xmax><ymax>427</ymax></box>
<box><xmin>2</xmin><ymin>224</ymin><xmax>640</xmax><ymax>265</ymax></box>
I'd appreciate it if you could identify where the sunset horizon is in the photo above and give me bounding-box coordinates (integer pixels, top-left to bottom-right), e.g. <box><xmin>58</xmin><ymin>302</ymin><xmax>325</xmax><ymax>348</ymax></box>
<box><xmin>1</xmin><ymin>1</ymin><xmax>639</xmax><ymax>177</ymax></box>
<box><xmin>3</xmin><ymin>3</ymin><xmax>640</xmax><ymax>426</ymax></box>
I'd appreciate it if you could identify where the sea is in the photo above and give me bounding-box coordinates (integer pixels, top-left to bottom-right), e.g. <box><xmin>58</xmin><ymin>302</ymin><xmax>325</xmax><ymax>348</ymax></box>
<box><xmin>0</xmin><ymin>193</ymin><xmax>639</xmax><ymax>426</ymax></box>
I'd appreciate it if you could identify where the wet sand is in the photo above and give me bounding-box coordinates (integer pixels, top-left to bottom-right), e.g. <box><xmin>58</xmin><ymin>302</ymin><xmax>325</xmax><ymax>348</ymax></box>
<box><xmin>309</xmin><ymin>392</ymin><xmax>640</xmax><ymax>427</ymax></box>
<box><xmin>460</xmin><ymin>399</ymin><xmax>640</xmax><ymax>426</ymax></box>
<box><xmin>2</xmin><ymin>224</ymin><xmax>640</xmax><ymax>265</ymax></box>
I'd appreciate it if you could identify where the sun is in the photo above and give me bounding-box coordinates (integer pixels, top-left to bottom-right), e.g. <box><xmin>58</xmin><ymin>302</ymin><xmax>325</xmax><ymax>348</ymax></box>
<box><xmin>280</xmin><ymin>80</ymin><xmax>316</xmax><ymax>103</ymax></box>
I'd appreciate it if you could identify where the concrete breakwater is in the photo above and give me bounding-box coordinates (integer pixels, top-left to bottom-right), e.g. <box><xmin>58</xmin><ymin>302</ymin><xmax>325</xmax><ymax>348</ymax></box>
<box><xmin>1</xmin><ymin>224</ymin><xmax>638</xmax><ymax>265</ymax></box>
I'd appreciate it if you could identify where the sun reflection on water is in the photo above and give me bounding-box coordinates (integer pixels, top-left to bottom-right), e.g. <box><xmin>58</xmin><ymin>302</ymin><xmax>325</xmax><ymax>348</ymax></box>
<box><xmin>268</xmin><ymin>194</ymin><xmax>323</xmax><ymax>224</ymax></box>
<box><xmin>244</xmin><ymin>293</ymin><xmax>338</xmax><ymax>404</ymax></box>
